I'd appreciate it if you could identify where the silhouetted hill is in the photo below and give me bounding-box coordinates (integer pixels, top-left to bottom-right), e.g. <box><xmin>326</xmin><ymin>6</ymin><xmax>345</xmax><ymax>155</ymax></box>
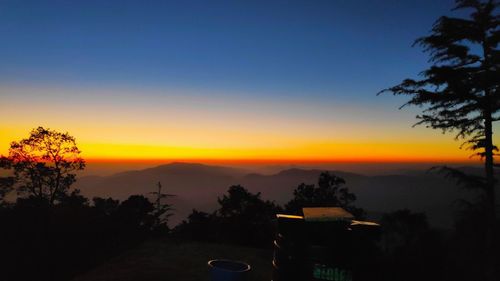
<box><xmin>130</xmin><ymin>162</ymin><xmax>247</xmax><ymax>177</ymax></box>
<box><xmin>75</xmin><ymin>163</ymin><xmax>487</xmax><ymax>227</ymax></box>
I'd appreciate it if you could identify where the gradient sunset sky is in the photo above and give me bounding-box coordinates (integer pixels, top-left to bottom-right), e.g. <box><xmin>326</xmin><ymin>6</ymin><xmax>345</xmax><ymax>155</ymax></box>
<box><xmin>0</xmin><ymin>0</ymin><xmax>495</xmax><ymax>164</ymax></box>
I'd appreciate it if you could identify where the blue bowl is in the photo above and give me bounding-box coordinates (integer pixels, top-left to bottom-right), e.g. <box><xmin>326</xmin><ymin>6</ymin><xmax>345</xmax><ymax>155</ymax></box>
<box><xmin>208</xmin><ymin>259</ymin><xmax>251</xmax><ymax>281</ymax></box>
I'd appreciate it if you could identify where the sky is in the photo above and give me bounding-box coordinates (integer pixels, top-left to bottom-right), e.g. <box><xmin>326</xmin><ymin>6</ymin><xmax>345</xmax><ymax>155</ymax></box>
<box><xmin>0</xmin><ymin>0</ymin><xmax>494</xmax><ymax>165</ymax></box>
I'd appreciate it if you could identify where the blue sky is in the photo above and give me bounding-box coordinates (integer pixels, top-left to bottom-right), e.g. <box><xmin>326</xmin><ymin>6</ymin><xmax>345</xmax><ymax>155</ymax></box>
<box><xmin>2</xmin><ymin>0</ymin><xmax>484</xmax><ymax>163</ymax></box>
<box><xmin>0</xmin><ymin>0</ymin><xmax>455</xmax><ymax>99</ymax></box>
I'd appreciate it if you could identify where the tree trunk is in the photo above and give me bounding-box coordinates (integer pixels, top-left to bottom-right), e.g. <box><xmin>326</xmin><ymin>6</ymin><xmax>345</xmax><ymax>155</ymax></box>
<box><xmin>481</xmin><ymin>30</ymin><xmax>497</xmax><ymax>278</ymax></box>
<box><xmin>484</xmin><ymin>106</ymin><xmax>496</xmax><ymax>223</ymax></box>
<box><xmin>483</xmin><ymin>98</ymin><xmax>496</xmax><ymax>281</ymax></box>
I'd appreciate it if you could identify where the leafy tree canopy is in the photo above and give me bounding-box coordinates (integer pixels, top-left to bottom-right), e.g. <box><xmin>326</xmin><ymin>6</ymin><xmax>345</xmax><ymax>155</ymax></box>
<box><xmin>1</xmin><ymin>127</ymin><xmax>85</xmax><ymax>205</ymax></box>
<box><xmin>217</xmin><ymin>185</ymin><xmax>281</xmax><ymax>220</ymax></box>
<box><xmin>380</xmin><ymin>0</ymin><xmax>500</xmax><ymax>156</ymax></box>
<box><xmin>285</xmin><ymin>172</ymin><xmax>364</xmax><ymax>218</ymax></box>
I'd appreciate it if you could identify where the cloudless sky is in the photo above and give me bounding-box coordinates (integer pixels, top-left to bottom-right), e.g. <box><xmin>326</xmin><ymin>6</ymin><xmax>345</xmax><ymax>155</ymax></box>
<box><xmin>0</xmin><ymin>0</ymin><xmax>492</xmax><ymax>163</ymax></box>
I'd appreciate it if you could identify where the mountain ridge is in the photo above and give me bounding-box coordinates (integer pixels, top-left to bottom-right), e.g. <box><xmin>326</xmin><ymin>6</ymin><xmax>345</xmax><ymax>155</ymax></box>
<box><xmin>75</xmin><ymin>162</ymin><xmax>486</xmax><ymax>228</ymax></box>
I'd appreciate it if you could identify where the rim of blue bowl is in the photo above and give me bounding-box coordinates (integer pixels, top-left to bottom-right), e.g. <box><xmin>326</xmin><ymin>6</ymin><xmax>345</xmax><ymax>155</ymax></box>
<box><xmin>208</xmin><ymin>259</ymin><xmax>251</xmax><ymax>272</ymax></box>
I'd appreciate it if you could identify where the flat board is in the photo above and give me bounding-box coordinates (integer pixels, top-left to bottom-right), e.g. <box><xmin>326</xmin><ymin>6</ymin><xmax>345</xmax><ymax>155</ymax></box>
<box><xmin>350</xmin><ymin>220</ymin><xmax>380</xmax><ymax>226</ymax></box>
<box><xmin>302</xmin><ymin>207</ymin><xmax>354</xmax><ymax>222</ymax></box>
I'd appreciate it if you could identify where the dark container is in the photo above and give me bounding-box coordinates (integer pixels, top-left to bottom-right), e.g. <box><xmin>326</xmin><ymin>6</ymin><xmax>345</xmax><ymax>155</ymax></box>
<box><xmin>208</xmin><ymin>259</ymin><xmax>251</xmax><ymax>281</ymax></box>
<box><xmin>272</xmin><ymin>213</ymin><xmax>380</xmax><ymax>281</ymax></box>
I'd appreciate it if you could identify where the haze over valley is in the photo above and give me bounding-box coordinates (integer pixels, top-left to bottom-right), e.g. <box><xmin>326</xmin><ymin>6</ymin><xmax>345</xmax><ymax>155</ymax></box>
<box><xmin>76</xmin><ymin>162</ymin><xmax>486</xmax><ymax>227</ymax></box>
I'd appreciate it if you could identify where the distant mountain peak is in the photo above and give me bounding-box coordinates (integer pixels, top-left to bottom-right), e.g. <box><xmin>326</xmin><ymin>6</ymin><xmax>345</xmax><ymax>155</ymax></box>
<box><xmin>139</xmin><ymin>162</ymin><xmax>247</xmax><ymax>177</ymax></box>
<box><xmin>277</xmin><ymin>168</ymin><xmax>322</xmax><ymax>175</ymax></box>
<box><xmin>274</xmin><ymin>168</ymin><xmax>364</xmax><ymax>179</ymax></box>
<box><xmin>168</xmin><ymin>162</ymin><xmax>209</xmax><ymax>167</ymax></box>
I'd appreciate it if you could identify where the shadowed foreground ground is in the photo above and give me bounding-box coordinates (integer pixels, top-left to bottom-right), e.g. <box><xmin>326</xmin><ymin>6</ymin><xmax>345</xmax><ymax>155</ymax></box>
<box><xmin>72</xmin><ymin>239</ymin><xmax>272</xmax><ymax>281</ymax></box>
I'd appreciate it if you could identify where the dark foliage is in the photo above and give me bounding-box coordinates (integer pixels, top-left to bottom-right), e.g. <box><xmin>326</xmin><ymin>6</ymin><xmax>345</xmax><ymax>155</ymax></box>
<box><xmin>380</xmin><ymin>0</ymin><xmax>500</xmax><ymax>233</ymax></box>
<box><xmin>1</xmin><ymin>127</ymin><xmax>85</xmax><ymax>205</ymax></box>
<box><xmin>0</xmin><ymin>156</ymin><xmax>14</xmax><ymax>204</ymax></box>
<box><xmin>380</xmin><ymin>2</ymin><xmax>500</xmax><ymax>278</ymax></box>
<box><xmin>173</xmin><ymin>209</ymin><xmax>218</xmax><ymax>242</ymax></box>
<box><xmin>379</xmin><ymin>210</ymin><xmax>446</xmax><ymax>281</ymax></box>
<box><xmin>0</xmin><ymin>193</ymin><xmax>160</xmax><ymax>281</ymax></box>
<box><xmin>445</xmin><ymin>207</ymin><xmax>500</xmax><ymax>281</ymax></box>
<box><xmin>428</xmin><ymin>166</ymin><xmax>500</xmax><ymax>280</ymax></box>
<box><xmin>379</xmin><ymin>0</ymin><xmax>500</xmax><ymax>152</ymax></box>
<box><xmin>0</xmin><ymin>128</ymin><xmax>176</xmax><ymax>281</ymax></box>
<box><xmin>149</xmin><ymin>182</ymin><xmax>175</xmax><ymax>233</ymax></box>
<box><xmin>432</xmin><ymin>166</ymin><xmax>489</xmax><ymax>213</ymax></box>
<box><xmin>216</xmin><ymin>185</ymin><xmax>282</xmax><ymax>247</ymax></box>
<box><xmin>285</xmin><ymin>171</ymin><xmax>365</xmax><ymax>218</ymax></box>
<box><xmin>174</xmin><ymin>185</ymin><xmax>282</xmax><ymax>248</ymax></box>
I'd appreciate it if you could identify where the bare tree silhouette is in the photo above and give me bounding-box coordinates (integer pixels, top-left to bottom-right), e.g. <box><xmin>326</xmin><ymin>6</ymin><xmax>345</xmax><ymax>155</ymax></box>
<box><xmin>149</xmin><ymin>181</ymin><xmax>175</xmax><ymax>230</ymax></box>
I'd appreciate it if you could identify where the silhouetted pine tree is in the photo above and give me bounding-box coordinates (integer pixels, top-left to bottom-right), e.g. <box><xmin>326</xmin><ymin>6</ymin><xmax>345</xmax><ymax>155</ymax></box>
<box><xmin>382</xmin><ymin>0</ymin><xmax>500</xmax><ymax>276</ymax></box>
<box><xmin>380</xmin><ymin>0</ymin><xmax>499</xmax><ymax>265</ymax></box>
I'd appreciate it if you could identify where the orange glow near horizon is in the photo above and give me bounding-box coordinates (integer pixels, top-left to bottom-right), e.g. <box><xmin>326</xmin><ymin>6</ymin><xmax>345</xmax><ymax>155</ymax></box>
<box><xmin>74</xmin><ymin>137</ymin><xmax>482</xmax><ymax>164</ymax></box>
<box><xmin>0</xmin><ymin>85</ymin><xmax>495</xmax><ymax>165</ymax></box>
<box><xmin>0</xmin><ymin>129</ymin><xmax>487</xmax><ymax>164</ymax></box>
<box><xmin>0</xmin><ymin>117</ymin><xmax>487</xmax><ymax>164</ymax></box>
<box><xmin>0</xmin><ymin>117</ymin><xmax>488</xmax><ymax>165</ymax></box>
<box><xmin>82</xmin><ymin>157</ymin><xmax>478</xmax><ymax>165</ymax></box>
<box><xmin>57</xmin><ymin>141</ymin><xmax>482</xmax><ymax>164</ymax></box>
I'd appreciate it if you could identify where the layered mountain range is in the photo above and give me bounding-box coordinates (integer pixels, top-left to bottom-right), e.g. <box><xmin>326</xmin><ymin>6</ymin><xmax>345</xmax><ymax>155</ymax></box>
<box><xmin>75</xmin><ymin>162</ymin><xmax>487</xmax><ymax>228</ymax></box>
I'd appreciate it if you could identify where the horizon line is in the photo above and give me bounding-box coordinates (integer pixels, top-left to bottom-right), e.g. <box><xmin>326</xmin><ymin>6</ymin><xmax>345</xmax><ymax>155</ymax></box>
<box><xmin>82</xmin><ymin>157</ymin><xmax>482</xmax><ymax>165</ymax></box>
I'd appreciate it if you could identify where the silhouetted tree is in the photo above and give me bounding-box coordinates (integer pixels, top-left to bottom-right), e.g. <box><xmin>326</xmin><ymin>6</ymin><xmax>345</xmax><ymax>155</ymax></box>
<box><xmin>173</xmin><ymin>209</ymin><xmax>218</xmax><ymax>241</ymax></box>
<box><xmin>285</xmin><ymin>172</ymin><xmax>364</xmax><ymax>218</ymax></box>
<box><xmin>116</xmin><ymin>195</ymin><xmax>155</xmax><ymax>231</ymax></box>
<box><xmin>174</xmin><ymin>185</ymin><xmax>281</xmax><ymax>247</ymax></box>
<box><xmin>92</xmin><ymin>196</ymin><xmax>120</xmax><ymax>216</ymax></box>
<box><xmin>149</xmin><ymin>181</ymin><xmax>175</xmax><ymax>231</ymax></box>
<box><xmin>2</xmin><ymin>127</ymin><xmax>85</xmax><ymax>205</ymax></box>
<box><xmin>0</xmin><ymin>128</ymin><xmax>170</xmax><ymax>281</ymax></box>
<box><xmin>432</xmin><ymin>166</ymin><xmax>500</xmax><ymax>280</ymax></box>
<box><xmin>217</xmin><ymin>185</ymin><xmax>282</xmax><ymax>246</ymax></box>
<box><xmin>381</xmin><ymin>209</ymin><xmax>430</xmax><ymax>252</ymax></box>
<box><xmin>379</xmin><ymin>2</ymin><xmax>499</xmax><ymax>275</ymax></box>
<box><xmin>217</xmin><ymin>185</ymin><xmax>273</xmax><ymax>217</ymax></box>
<box><xmin>58</xmin><ymin>189</ymin><xmax>89</xmax><ymax>208</ymax></box>
<box><xmin>0</xmin><ymin>157</ymin><xmax>14</xmax><ymax>206</ymax></box>
<box><xmin>433</xmin><ymin>166</ymin><xmax>490</xmax><ymax>214</ymax></box>
<box><xmin>380</xmin><ymin>210</ymin><xmax>444</xmax><ymax>281</ymax></box>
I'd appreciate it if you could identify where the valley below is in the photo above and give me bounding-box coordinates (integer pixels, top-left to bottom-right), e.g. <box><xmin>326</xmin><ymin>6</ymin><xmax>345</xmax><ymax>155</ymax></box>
<box><xmin>75</xmin><ymin>162</ymin><xmax>485</xmax><ymax>228</ymax></box>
